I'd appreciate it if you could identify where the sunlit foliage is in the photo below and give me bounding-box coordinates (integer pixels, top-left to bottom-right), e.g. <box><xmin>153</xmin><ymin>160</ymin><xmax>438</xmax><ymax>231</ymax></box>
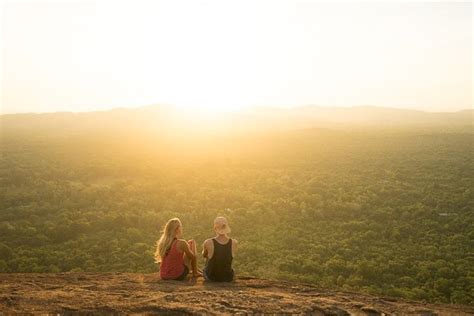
<box><xmin>0</xmin><ymin>112</ymin><xmax>472</xmax><ymax>304</ymax></box>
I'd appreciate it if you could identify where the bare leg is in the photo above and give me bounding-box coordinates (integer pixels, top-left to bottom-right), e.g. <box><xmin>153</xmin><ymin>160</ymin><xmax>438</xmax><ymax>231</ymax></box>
<box><xmin>183</xmin><ymin>239</ymin><xmax>200</xmax><ymax>276</ymax></box>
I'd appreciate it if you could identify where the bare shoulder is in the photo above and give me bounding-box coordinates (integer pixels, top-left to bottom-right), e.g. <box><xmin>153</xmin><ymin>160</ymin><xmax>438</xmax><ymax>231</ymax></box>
<box><xmin>232</xmin><ymin>239</ymin><xmax>238</xmax><ymax>244</ymax></box>
<box><xmin>176</xmin><ymin>239</ymin><xmax>188</xmax><ymax>249</ymax></box>
<box><xmin>203</xmin><ymin>238</ymin><xmax>213</xmax><ymax>246</ymax></box>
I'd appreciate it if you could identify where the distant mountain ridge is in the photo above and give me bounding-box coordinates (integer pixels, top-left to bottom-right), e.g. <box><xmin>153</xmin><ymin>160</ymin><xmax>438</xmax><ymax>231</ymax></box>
<box><xmin>243</xmin><ymin>105</ymin><xmax>472</xmax><ymax>127</ymax></box>
<box><xmin>1</xmin><ymin>105</ymin><xmax>472</xmax><ymax>135</ymax></box>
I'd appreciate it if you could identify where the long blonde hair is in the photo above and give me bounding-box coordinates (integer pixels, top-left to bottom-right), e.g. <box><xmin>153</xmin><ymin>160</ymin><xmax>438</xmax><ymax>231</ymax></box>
<box><xmin>154</xmin><ymin>218</ymin><xmax>181</xmax><ymax>263</ymax></box>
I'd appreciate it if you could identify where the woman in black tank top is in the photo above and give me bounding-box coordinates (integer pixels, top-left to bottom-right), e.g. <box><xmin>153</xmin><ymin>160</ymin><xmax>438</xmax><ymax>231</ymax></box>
<box><xmin>202</xmin><ymin>217</ymin><xmax>238</xmax><ymax>282</ymax></box>
<box><xmin>204</xmin><ymin>238</ymin><xmax>234</xmax><ymax>281</ymax></box>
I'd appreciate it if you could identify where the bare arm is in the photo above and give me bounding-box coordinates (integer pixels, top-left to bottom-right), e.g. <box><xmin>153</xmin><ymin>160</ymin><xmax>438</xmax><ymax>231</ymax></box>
<box><xmin>202</xmin><ymin>239</ymin><xmax>214</xmax><ymax>260</ymax></box>
<box><xmin>202</xmin><ymin>240</ymin><xmax>209</xmax><ymax>258</ymax></box>
<box><xmin>232</xmin><ymin>239</ymin><xmax>238</xmax><ymax>258</ymax></box>
<box><xmin>177</xmin><ymin>239</ymin><xmax>196</xmax><ymax>261</ymax></box>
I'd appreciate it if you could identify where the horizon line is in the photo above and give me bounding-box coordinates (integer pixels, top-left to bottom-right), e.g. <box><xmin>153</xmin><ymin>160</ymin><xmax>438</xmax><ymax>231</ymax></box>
<box><xmin>1</xmin><ymin>104</ymin><xmax>472</xmax><ymax>116</ymax></box>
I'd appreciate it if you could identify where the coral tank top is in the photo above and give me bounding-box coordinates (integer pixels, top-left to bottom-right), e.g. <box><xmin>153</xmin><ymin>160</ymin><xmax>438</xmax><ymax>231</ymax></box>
<box><xmin>160</xmin><ymin>239</ymin><xmax>185</xmax><ymax>280</ymax></box>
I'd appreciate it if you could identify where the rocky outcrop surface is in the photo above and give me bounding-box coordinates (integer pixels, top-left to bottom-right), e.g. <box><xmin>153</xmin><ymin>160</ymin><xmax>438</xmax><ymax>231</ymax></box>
<box><xmin>0</xmin><ymin>273</ymin><xmax>471</xmax><ymax>315</ymax></box>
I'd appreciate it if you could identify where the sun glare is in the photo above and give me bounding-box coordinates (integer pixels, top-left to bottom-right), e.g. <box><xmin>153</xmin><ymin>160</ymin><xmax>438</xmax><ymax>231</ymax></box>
<box><xmin>1</xmin><ymin>0</ymin><xmax>471</xmax><ymax>114</ymax></box>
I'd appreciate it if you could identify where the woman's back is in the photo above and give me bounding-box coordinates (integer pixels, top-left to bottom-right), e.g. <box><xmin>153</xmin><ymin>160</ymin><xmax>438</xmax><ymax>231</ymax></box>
<box><xmin>160</xmin><ymin>239</ymin><xmax>185</xmax><ymax>279</ymax></box>
<box><xmin>204</xmin><ymin>238</ymin><xmax>234</xmax><ymax>282</ymax></box>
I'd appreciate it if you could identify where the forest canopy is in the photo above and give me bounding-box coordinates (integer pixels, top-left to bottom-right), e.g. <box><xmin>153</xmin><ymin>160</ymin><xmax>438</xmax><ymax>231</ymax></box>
<box><xmin>0</xmin><ymin>106</ymin><xmax>472</xmax><ymax>305</ymax></box>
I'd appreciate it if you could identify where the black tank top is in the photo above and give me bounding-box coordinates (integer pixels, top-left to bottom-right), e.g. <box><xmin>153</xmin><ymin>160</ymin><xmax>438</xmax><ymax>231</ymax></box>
<box><xmin>205</xmin><ymin>238</ymin><xmax>234</xmax><ymax>282</ymax></box>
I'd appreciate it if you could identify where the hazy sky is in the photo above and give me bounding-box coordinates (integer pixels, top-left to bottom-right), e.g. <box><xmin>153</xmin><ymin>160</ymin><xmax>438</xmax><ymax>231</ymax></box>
<box><xmin>1</xmin><ymin>0</ymin><xmax>472</xmax><ymax>114</ymax></box>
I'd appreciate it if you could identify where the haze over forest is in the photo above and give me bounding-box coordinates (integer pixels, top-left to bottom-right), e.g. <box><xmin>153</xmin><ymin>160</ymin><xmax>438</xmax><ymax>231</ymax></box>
<box><xmin>1</xmin><ymin>104</ymin><xmax>473</xmax><ymax>304</ymax></box>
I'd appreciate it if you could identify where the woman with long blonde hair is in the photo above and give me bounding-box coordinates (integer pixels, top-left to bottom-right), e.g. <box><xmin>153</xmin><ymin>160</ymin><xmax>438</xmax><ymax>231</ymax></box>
<box><xmin>155</xmin><ymin>218</ymin><xmax>200</xmax><ymax>280</ymax></box>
